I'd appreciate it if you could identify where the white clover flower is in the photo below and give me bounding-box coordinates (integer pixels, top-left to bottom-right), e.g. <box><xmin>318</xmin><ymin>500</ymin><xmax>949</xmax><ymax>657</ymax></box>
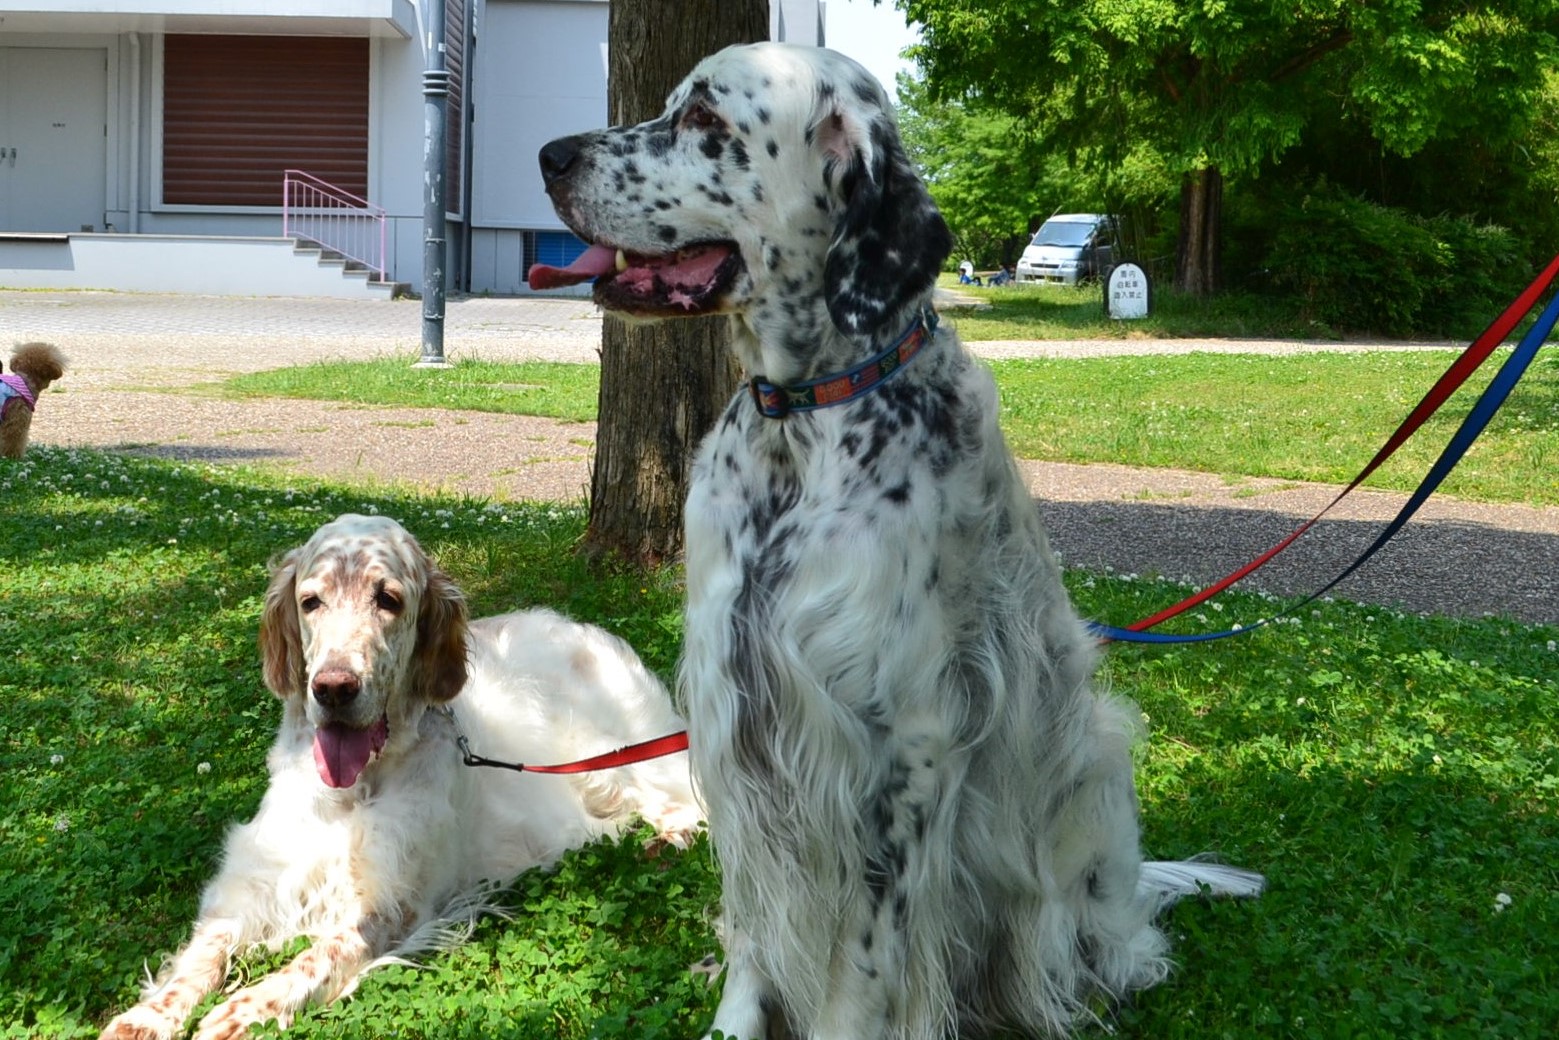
<box><xmin>1494</xmin><ymin>892</ymin><xmax>1512</xmax><ymax>912</ymax></box>
<box><xmin>54</xmin><ymin>816</ymin><xmax>70</xmax><ymax>833</ymax></box>
<box><xmin>197</xmin><ymin>762</ymin><xmax>212</xmax><ymax>775</ymax></box>
<box><xmin>49</xmin><ymin>753</ymin><xmax>64</xmax><ymax>766</ymax></box>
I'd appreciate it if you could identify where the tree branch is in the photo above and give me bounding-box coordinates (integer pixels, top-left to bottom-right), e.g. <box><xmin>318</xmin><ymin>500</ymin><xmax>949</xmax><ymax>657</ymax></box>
<box><xmin>1269</xmin><ymin>28</ymin><xmax>1355</xmax><ymax>83</ymax></box>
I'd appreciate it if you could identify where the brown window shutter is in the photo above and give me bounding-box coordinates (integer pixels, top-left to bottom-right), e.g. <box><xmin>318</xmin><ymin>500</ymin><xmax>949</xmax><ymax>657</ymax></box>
<box><xmin>444</xmin><ymin>0</ymin><xmax>467</xmax><ymax>209</ymax></box>
<box><xmin>163</xmin><ymin>35</ymin><xmax>369</xmax><ymax>207</ymax></box>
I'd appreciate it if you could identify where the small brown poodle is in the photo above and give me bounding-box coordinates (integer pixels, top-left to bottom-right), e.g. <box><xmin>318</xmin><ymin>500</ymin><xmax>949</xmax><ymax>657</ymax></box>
<box><xmin>1</xmin><ymin>342</ymin><xmax>68</xmax><ymax>458</ymax></box>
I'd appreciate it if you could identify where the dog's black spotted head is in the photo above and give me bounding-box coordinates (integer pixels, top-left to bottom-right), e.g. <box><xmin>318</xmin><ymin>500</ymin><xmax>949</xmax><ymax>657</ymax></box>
<box><xmin>530</xmin><ymin>43</ymin><xmax>951</xmax><ymax>349</ymax></box>
<box><xmin>812</xmin><ymin>77</ymin><xmax>953</xmax><ymax>338</ymax></box>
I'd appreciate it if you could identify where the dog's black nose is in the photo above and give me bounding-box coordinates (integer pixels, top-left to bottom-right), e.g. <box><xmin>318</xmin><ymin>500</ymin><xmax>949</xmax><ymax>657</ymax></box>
<box><xmin>311</xmin><ymin>669</ymin><xmax>361</xmax><ymax>709</ymax></box>
<box><xmin>539</xmin><ymin>136</ymin><xmax>583</xmax><ymax>189</ymax></box>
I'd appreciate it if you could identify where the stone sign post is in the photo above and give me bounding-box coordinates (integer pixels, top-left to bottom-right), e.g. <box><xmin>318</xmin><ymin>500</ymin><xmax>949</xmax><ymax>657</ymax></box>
<box><xmin>1106</xmin><ymin>262</ymin><xmax>1150</xmax><ymax>320</ymax></box>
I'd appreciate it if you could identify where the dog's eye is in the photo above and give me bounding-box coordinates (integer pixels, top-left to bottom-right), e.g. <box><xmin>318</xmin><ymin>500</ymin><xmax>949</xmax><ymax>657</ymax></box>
<box><xmin>375</xmin><ymin>589</ymin><xmax>404</xmax><ymax>615</ymax></box>
<box><xmin>681</xmin><ymin>102</ymin><xmax>722</xmax><ymax>131</ymax></box>
<box><xmin>299</xmin><ymin>594</ymin><xmax>323</xmax><ymax>613</ymax></box>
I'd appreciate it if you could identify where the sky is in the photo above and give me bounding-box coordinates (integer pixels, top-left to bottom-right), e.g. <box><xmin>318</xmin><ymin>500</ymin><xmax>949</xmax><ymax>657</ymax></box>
<box><xmin>822</xmin><ymin>0</ymin><xmax>921</xmax><ymax>99</ymax></box>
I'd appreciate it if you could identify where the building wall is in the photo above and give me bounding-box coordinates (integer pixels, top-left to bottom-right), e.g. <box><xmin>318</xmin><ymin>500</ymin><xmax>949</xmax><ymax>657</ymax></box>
<box><xmin>0</xmin><ymin>0</ymin><xmax>821</xmax><ymax>295</ymax></box>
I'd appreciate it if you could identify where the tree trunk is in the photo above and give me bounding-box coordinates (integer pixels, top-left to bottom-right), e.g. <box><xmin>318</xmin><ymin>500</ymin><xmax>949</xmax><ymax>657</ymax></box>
<box><xmin>583</xmin><ymin>0</ymin><xmax>767</xmax><ymax>566</ymax></box>
<box><xmin>1174</xmin><ymin>165</ymin><xmax>1224</xmax><ymax>297</ymax></box>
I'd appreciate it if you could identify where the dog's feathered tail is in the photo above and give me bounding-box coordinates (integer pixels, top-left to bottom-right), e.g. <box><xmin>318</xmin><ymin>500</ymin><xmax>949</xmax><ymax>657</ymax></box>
<box><xmin>1139</xmin><ymin>858</ymin><xmax>1265</xmax><ymax>912</ymax></box>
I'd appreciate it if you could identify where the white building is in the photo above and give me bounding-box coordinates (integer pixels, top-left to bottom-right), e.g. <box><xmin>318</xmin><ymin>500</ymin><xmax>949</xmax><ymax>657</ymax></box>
<box><xmin>0</xmin><ymin>0</ymin><xmax>822</xmax><ymax>297</ymax></box>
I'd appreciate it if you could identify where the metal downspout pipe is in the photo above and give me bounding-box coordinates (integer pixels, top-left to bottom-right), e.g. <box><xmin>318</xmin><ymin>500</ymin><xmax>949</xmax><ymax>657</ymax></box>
<box><xmin>127</xmin><ymin>32</ymin><xmax>141</xmax><ymax>233</ymax></box>
<box><xmin>418</xmin><ymin>0</ymin><xmax>450</xmax><ymax>367</ymax></box>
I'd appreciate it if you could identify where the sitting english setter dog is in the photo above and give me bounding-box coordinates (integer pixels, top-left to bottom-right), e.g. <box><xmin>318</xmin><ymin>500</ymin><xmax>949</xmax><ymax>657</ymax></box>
<box><xmin>99</xmin><ymin>514</ymin><xmax>700</xmax><ymax>1040</ymax></box>
<box><xmin>530</xmin><ymin>42</ymin><xmax>1262</xmax><ymax>1040</ymax></box>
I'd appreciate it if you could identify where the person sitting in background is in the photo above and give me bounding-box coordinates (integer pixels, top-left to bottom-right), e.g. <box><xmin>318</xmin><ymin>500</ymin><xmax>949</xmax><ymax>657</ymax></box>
<box><xmin>958</xmin><ymin>260</ymin><xmax>983</xmax><ymax>286</ymax></box>
<box><xmin>988</xmin><ymin>265</ymin><xmax>1014</xmax><ymax>286</ymax></box>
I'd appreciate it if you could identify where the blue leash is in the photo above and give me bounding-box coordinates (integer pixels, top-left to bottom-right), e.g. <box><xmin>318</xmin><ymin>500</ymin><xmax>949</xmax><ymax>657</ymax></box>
<box><xmin>1089</xmin><ymin>287</ymin><xmax>1559</xmax><ymax>644</ymax></box>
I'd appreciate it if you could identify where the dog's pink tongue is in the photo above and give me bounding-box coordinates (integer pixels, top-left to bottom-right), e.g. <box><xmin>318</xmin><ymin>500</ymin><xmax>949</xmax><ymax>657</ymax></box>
<box><xmin>313</xmin><ymin>723</ymin><xmax>378</xmax><ymax>789</ymax></box>
<box><xmin>527</xmin><ymin>243</ymin><xmax>618</xmax><ymax>290</ymax></box>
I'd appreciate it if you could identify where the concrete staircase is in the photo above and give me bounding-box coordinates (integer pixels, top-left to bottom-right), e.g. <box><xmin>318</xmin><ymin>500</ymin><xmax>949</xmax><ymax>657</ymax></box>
<box><xmin>289</xmin><ymin>241</ymin><xmax>410</xmax><ymax>299</ymax></box>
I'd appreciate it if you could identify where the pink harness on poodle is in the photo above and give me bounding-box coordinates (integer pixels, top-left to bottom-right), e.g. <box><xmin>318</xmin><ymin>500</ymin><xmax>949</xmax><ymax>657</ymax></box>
<box><xmin>0</xmin><ymin>373</ymin><xmax>37</xmax><ymax>419</ymax></box>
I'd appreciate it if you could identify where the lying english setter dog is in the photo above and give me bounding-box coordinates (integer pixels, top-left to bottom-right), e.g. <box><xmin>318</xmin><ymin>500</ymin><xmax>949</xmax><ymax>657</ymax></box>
<box><xmin>530</xmin><ymin>42</ymin><xmax>1261</xmax><ymax>1040</ymax></box>
<box><xmin>99</xmin><ymin>514</ymin><xmax>700</xmax><ymax>1040</ymax></box>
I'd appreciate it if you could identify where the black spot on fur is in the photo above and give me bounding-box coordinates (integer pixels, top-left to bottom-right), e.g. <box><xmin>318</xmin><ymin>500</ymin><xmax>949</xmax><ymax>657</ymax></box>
<box><xmin>823</xmin><ymin>118</ymin><xmax>954</xmax><ymax>337</ymax></box>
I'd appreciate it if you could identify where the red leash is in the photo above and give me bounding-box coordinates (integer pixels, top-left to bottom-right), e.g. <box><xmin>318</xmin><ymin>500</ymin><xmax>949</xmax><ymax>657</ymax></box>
<box><xmin>456</xmin><ymin>727</ymin><xmax>689</xmax><ymax>775</ymax></box>
<box><xmin>1109</xmin><ymin>250</ymin><xmax>1559</xmax><ymax>635</ymax></box>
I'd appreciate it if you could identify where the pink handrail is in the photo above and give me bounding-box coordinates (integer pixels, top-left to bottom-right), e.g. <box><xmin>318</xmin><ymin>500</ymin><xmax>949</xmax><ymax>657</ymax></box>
<box><xmin>282</xmin><ymin>169</ymin><xmax>387</xmax><ymax>282</ymax></box>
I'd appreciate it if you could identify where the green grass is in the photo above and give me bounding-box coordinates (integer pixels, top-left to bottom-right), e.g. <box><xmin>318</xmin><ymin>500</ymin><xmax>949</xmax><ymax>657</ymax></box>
<box><xmin>224</xmin><ymin>358</ymin><xmax>600</xmax><ymax>422</ymax></box>
<box><xmin>939</xmin><ymin>281</ymin><xmax>1337</xmax><ymax>341</ymax></box>
<box><xmin>3</xmin><ymin>446</ymin><xmax>1556</xmax><ymax>1038</ymax></box>
<box><xmin>992</xmin><ymin>351</ymin><xmax>1559</xmax><ymax>507</ymax></box>
<box><xmin>215</xmin><ymin>350</ymin><xmax>1559</xmax><ymax>507</ymax></box>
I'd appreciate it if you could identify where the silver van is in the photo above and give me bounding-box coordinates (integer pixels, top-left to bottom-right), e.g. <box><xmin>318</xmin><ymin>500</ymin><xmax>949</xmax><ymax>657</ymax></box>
<box><xmin>1014</xmin><ymin>214</ymin><xmax>1118</xmax><ymax>286</ymax></box>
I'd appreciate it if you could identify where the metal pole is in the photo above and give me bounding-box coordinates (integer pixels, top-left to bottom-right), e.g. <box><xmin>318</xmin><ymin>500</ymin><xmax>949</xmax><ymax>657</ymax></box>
<box><xmin>417</xmin><ymin>0</ymin><xmax>451</xmax><ymax>368</ymax></box>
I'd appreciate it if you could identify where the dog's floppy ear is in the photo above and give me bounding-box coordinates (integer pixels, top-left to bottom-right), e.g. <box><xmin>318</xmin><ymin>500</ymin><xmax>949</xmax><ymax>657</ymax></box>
<box><xmin>818</xmin><ymin>100</ymin><xmax>953</xmax><ymax>338</ymax></box>
<box><xmin>412</xmin><ymin>565</ymin><xmax>469</xmax><ymax>703</ymax></box>
<box><xmin>259</xmin><ymin>549</ymin><xmax>306</xmax><ymax>698</ymax></box>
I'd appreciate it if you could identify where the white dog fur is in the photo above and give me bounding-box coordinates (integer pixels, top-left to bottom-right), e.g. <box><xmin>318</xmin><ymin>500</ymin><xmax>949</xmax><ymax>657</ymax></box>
<box><xmin>98</xmin><ymin>513</ymin><xmax>700</xmax><ymax>1040</ymax></box>
<box><xmin>532</xmin><ymin>43</ymin><xmax>1263</xmax><ymax>1040</ymax></box>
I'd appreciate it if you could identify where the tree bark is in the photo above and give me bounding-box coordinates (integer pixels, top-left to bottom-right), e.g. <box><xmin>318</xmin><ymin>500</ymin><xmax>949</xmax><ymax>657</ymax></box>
<box><xmin>583</xmin><ymin>0</ymin><xmax>767</xmax><ymax>566</ymax></box>
<box><xmin>1174</xmin><ymin>165</ymin><xmax>1224</xmax><ymax>297</ymax></box>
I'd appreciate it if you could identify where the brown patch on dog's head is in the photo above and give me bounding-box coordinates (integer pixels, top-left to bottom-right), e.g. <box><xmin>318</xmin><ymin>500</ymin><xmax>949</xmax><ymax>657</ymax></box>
<box><xmin>9</xmin><ymin>343</ymin><xmax>67</xmax><ymax>392</ymax></box>
<box><xmin>259</xmin><ymin>547</ymin><xmax>307</xmax><ymax>698</ymax></box>
<box><xmin>413</xmin><ymin>564</ymin><xmax>469</xmax><ymax>702</ymax></box>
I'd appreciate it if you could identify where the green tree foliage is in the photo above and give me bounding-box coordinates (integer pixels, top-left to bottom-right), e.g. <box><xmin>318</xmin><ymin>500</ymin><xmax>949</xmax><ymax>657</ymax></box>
<box><xmin>896</xmin><ymin>74</ymin><xmax>1177</xmax><ymax>270</ymax></box>
<box><xmin>895</xmin><ymin>76</ymin><xmax>1056</xmax><ymax>269</ymax></box>
<box><xmin>1265</xmin><ymin>184</ymin><xmax>1524</xmax><ymax>335</ymax></box>
<box><xmin>900</xmin><ymin>0</ymin><xmax>1559</xmax><ymax>296</ymax></box>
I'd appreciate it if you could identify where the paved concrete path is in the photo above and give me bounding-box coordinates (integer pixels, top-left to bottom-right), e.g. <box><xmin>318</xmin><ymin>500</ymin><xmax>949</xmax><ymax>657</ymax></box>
<box><xmin>4</xmin><ymin>289</ymin><xmax>1554</xmax><ymax>625</ymax></box>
